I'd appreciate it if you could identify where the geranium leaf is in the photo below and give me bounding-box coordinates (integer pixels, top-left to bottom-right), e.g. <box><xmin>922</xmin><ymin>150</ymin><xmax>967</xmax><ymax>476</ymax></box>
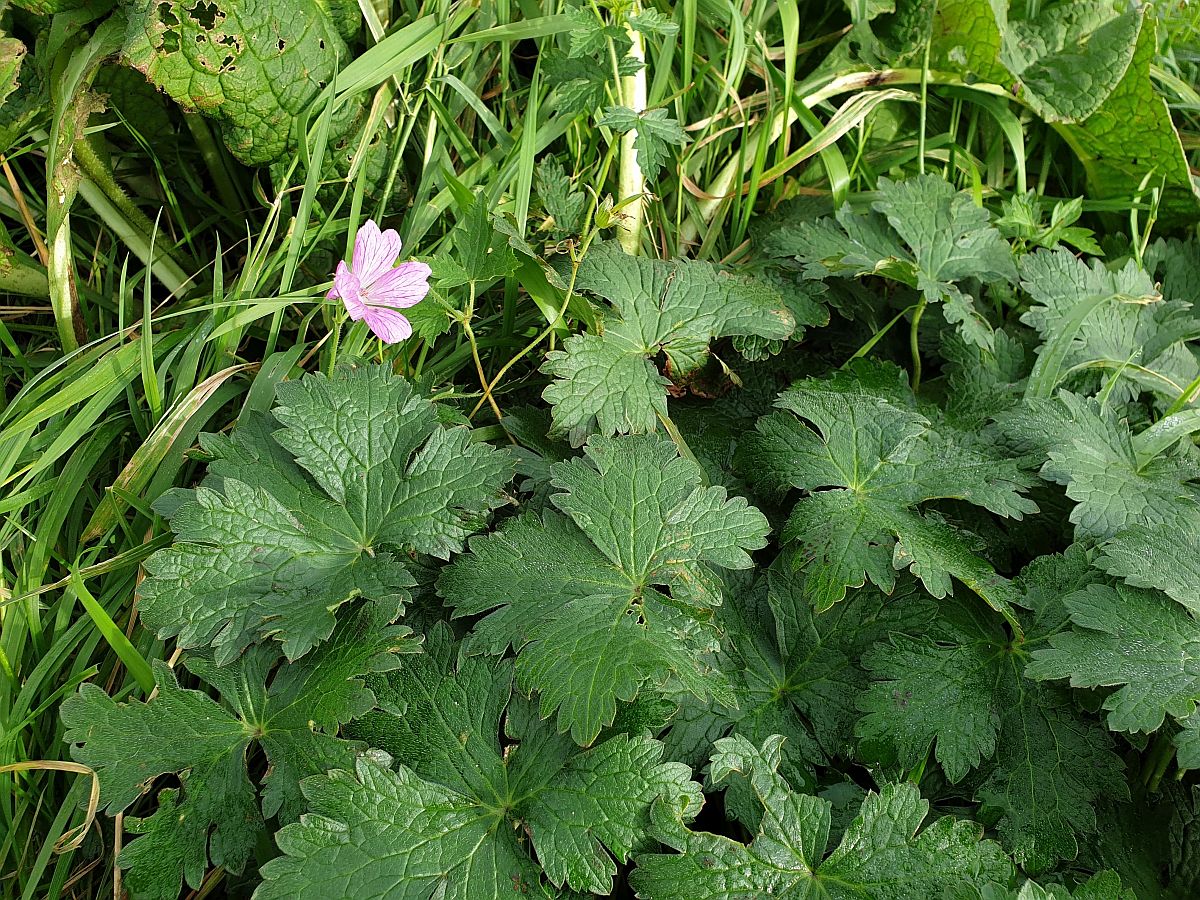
<box><xmin>441</xmin><ymin>433</ymin><xmax>768</xmax><ymax>744</ymax></box>
<box><xmin>139</xmin><ymin>365</ymin><xmax>511</xmax><ymax>663</ymax></box>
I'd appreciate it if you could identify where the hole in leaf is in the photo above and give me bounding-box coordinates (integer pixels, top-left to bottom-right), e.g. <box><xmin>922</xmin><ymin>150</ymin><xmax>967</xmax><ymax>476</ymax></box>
<box><xmin>277</xmin><ymin>39</ymin><xmax>286</xmax><ymax>52</ymax></box>
<box><xmin>319</xmin><ymin>39</ymin><xmax>326</xmax><ymax>50</ymax></box>
<box><xmin>157</xmin><ymin>2</ymin><xmax>180</xmax><ymax>26</ymax></box>
<box><xmin>187</xmin><ymin>0</ymin><xmax>224</xmax><ymax>29</ymax></box>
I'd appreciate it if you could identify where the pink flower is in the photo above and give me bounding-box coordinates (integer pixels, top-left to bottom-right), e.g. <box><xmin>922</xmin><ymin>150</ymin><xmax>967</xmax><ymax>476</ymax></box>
<box><xmin>327</xmin><ymin>219</ymin><xmax>431</xmax><ymax>343</ymax></box>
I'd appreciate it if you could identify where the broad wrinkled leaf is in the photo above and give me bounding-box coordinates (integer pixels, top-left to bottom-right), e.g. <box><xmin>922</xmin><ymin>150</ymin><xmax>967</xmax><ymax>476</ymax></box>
<box><xmin>998</xmin><ymin>4</ymin><xmax>1140</xmax><ymax>123</ymax></box>
<box><xmin>61</xmin><ymin>606</ymin><xmax>411</xmax><ymax>900</ymax></box>
<box><xmin>441</xmin><ymin>433</ymin><xmax>768</xmax><ymax>744</ymax></box>
<box><xmin>1029</xmin><ymin>581</ymin><xmax>1200</xmax><ymax>736</ymax></box>
<box><xmin>542</xmin><ymin>241</ymin><xmax>796</xmax><ymax>445</ymax></box>
<box><xmin>928</xmin><ymin>2</ymin><xmax>1197</xmax><ymax>216</ymax></box>
<box><xmin>738</xmin><ymin>375</ymin><xmax>1035</xmax><ymax>618</ymax></box>
<box><xmin>770</xmin><ymin>174</ymin><xmax>1015</xmax><ymax>349</ymax></box>
<box><xmin>139</xmin><ymin>365</ymin><xmax>511</xmax><ymax>663</ymax></box>
<box><xmin>630</xmin><ymin>734</ymin><xmax>1014</xmax><ymax>898</ymax></box>
<box><xmin>259</xmin><ymin>627</ymin><xmax>700</xmax><ymax>898</ymax></box>
<box><xmin>122</xmin><ymin>0</ymin><xmax>355</xmax><ymax>165</ymax></box>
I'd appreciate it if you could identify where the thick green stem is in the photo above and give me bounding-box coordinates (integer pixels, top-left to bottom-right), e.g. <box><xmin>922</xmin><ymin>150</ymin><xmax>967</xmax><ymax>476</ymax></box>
<box><xmin>0</xmin><ymin>250</ymin><xmax>48</xmax><ymax>296</ymax></box>
<box><xmin>48</xmin><ymin>211</ymin><xmax>83</xmax><ymax>352</ymax></box>
<box><xmin>1143</xmin><ymin>731</ymin><xmax>1176</xmax><ymax>792</ymax></box>
<box><xmin>616</xmin><ymin>4</ymin><xmax>647</xmax><ymax>255</ymax></box>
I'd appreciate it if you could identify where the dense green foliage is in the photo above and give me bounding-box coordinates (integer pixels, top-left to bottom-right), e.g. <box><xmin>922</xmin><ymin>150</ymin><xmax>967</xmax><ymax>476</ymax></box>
<box><xmin>7</xmin><ymin>0</ymin><xmax>1200</xmax><ymax>898</ymax></box>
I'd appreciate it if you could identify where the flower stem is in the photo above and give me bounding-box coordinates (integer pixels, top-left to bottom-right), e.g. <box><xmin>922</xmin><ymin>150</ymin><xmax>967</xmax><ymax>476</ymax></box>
<box><xmin>910</xmin><ymin>297</ymin><xmax>927</xmax><ymax>391</ymax></box>
<box><xmin>461</xmin><ymin>282</ymin><xmax>505</xmax><ymax>426</ymax></box>
<box><xmin>467</xmin><ymin>229</ymin><xmax>597</xmax><ymax>421</ymax></box>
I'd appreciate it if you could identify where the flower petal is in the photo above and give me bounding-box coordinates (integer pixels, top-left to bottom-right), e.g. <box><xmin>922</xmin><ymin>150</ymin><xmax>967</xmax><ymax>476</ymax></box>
<box><xmin>365</xmin><ymin>260</ymin><xmax>432</xmax><ymax>309</ymax></box>
<box><xmin>363</xmin><ymin>306</ymin><xmax>413</xmax><ymax>343</ymax></box>
<box><xmin>330</xmin><ymin>262</ymin><xmax>368</xmax><ymax>321</ymax></box>
<box><xmin>352</xmin><ymin>219</ymin><xmax>403</xmax><ymax>285</ymax></box>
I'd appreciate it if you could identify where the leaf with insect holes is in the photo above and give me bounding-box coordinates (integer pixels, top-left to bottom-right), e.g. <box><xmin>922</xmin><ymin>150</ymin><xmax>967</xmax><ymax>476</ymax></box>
<box><xmin>770</xmin><ymin>174</ymin><xmax>1016</xmax><ymax>350</ymax></box>
<box><xmin>629</xmin><ymin>734</ymin><xmax>1014</xmax><ymax>898</ymax></box>
<box><xmin>440</xmin><ymin>433</ymin><xmax>769</xmax><ymax>745</ymax></box>
<box><xmin>737</xmin><ymin>374</ymin><xmax>1036</xmax><ymax>618</ymax></box>
<box><xmin>138</xmin><ymin>365</ymin><xmax>511</xmax><ymax>664</ymax></box>
<box><xmin>122</xmin><ymin>0</ymin><xmax>358</xmax><ymax>165</ymax></box>
<box><xmin>257</xmin><ymin>625</ymin><xmax>701</xmax><ymax>899</ymax></box>
<box><xmin>542</xmin><ymin>241</ymin><xmax>795</xmax><ymax>446</ymax></box>
<box><xmin>61</xmin><ymin>606</ymin><xmax>413</xmax><ymax>900</ymax></box>
<box><xmin>598</xmin><ymin>106</ymin><xmax>689</xmax><ymax>183</ymax></box>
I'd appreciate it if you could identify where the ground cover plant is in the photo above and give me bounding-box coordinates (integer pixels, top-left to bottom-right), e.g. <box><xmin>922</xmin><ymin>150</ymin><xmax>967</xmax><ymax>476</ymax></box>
<box><xmin>6</xmin><ymin>0</ymin><xmax>1200</xmax><ymax>897</ymax></box>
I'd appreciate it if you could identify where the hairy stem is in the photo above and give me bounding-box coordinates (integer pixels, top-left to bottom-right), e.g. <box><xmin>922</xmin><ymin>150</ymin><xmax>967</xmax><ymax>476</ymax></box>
<box><xmin>74</xmin><ymin>138</ymin><xmax>194</xmax><ymax>294</ymax></box>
